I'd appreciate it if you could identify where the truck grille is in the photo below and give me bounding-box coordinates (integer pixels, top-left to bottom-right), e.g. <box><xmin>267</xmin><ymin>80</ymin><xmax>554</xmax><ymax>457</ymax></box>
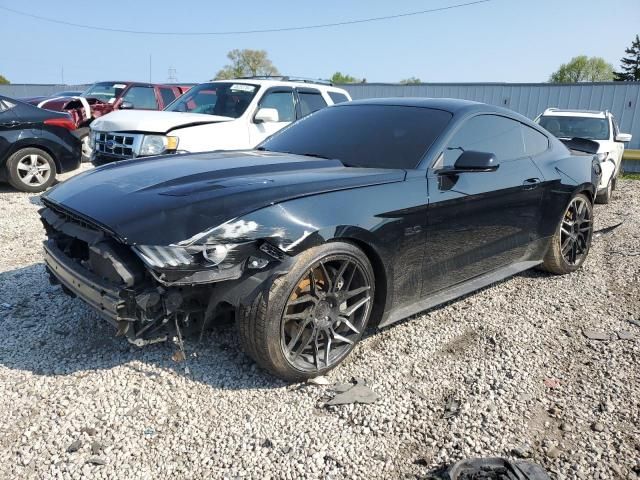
<box><xmin>94</xmin><ymin>132</ymin><xmax>143</xmax><ymax>159</ymax></box>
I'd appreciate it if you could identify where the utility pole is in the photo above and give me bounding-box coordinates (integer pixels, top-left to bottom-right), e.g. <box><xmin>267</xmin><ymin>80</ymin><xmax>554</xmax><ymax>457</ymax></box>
<box><xmin>61</xmin><ymin>65</ymin><xmax>64</xmax><ymax>85</ymax></box>
<box><xmin>149</xmin><ymin>54</ymin><xmax>152</xmax><ymax>83</ymax></box>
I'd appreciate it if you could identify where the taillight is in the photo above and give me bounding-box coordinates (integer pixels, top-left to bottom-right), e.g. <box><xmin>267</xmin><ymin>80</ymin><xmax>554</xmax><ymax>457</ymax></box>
<box><xmin>44</xmin><ymin>117</ymin><xmax>76</xmax><ymax>131</ymax></box>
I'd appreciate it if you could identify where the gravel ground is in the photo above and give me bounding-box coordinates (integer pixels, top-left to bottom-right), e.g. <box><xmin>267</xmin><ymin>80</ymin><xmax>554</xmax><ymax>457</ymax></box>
<box><xmin>0</xmin><ymin>168</ymin><xmax>639</xmax><ymax>480</ymax></box>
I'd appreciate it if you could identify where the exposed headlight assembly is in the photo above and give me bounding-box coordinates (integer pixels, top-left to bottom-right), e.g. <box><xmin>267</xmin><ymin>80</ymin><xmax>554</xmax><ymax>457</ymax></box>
<box><xmin>133</xmin><ymin>242</ymin><xmax>271</xmax><ymax>286</ymax></box>
<box><xmin>134</xmin><ymin>244</ymin><xmax>229</xmax><ymax>269</ymax></box>
<box><xmin>139</xmin><ymin>135</ymin><xmax>179</xmax><ymax>156</ymax></box>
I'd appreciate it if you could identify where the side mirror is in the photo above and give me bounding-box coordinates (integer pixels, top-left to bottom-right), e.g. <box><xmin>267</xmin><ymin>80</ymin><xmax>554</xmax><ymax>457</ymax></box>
<box><xmin>452</xmin><ymin>150</ymin><xmax>499</xmax><ymax>172</ymax></box>
<box><xmin>254</xmin><ymin>107</ymin><xmax>279</xmax><ymax>124</ymax></box>
<box><xmin>119</xmin><ymin>101</ymin><xmax>134</xmax><ymax>110</ymax></box>
<box><xmin>615</xmin><ymin>133</ymin><xmax>632</xmax><ymax>143</ymax></box>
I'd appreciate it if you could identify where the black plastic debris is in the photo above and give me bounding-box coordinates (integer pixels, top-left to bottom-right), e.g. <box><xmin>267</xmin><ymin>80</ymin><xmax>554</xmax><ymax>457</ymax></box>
<box><xmin>593</xmin><ymin>221</ymin><xmax>623</xmax><ymax>237</ymax></box>
<box><xmin>444</xmin><ymin>457</ymin><xmax>551</xmax><ymax>480</ymax></box>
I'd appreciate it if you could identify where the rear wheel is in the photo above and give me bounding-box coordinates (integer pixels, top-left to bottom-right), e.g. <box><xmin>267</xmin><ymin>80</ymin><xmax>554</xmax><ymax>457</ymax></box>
<box><xmin>237</xmin><ymin>242</ymin><xmax>375</xmax><ymax>381</ymax></box>
<box><xmin>541</xmin><ymin>193</ymin><xmax>593</xmax><ymax>275</ymax></box>
<box><xmin>6</xmin><ymin>147</ymin><xmax>56</xmax><ymax>193</ymax></box>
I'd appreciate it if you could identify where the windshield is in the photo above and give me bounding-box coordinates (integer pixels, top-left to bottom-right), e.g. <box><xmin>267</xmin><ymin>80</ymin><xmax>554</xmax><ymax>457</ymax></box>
<box><xmin>82</xmin><ymin>82</ymin><xmax>128</xmax><ymax>103</ymax></box>
<box><xmin>259</xmin><ymin>105</ymin><xmax>453</xmax><ymax>169</ymax></box>
<box><xmin>164</xmin><ymin>82</ymin><xmax>259</xmax><ymax>118</ymax></box>
<box><xmin>538</xmin><ymin>115</ymin><xmax>610</xmax><ymax>141</ymax></box>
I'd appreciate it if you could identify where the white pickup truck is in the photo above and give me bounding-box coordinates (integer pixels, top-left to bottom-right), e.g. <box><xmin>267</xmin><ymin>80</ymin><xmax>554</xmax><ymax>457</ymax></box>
<box><xmin>89</xmin><ymin>77</ymin><xmax>351</xmax><ymax>165</ymax></box>
<box><xmin>536</xmin><ymin>108</ymin><xmax>632</xmax><ymax>203</ymax></box>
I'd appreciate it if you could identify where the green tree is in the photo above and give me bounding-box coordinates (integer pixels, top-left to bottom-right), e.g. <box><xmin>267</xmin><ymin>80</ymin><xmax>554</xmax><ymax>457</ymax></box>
<box><xmin>549</xmin><ymin>55</ymin><xmax>614</xmax><ymax>83</ymax></box>
<box><xmin>400</xmin><ymin>77</ymin><xmax>421</xmax><ymax>84</ymax></box>
<box><xmin>214</xmin><ymin>49</ymin><xmax>279</xmax><ymax>80</ymax></box>
<box><xmin>330</xmin><ymin>72</ymin><xmax>360</xmax><ymax>84</ymax></box>
<box><xmin>615</xmin><ymin>34</ymin><xmax>640</xmax><ymax>81</ymax></box>
<box><xmin>0</xmin><ymin>74</ymin><xmax>9</xmax><ymax>85</ymax></box>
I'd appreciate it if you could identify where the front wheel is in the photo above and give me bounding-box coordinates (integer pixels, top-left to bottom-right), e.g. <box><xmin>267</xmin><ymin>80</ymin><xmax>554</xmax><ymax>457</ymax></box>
<box><xmin>541</xmin><ymin>193</ymin><xmax>593</xmax><ymax>275</ymax></box>
<box><xmin>75</xmin><ymin>127</ymin><xmax>91</xmax><ymax>163</ymax></box>
<box><xmin>237</xmin><ymin>242</ymin><xmax>375</xmax><ymax>381</ymax></box>
<box><xmin>595</xmin><ymin>179</ymin><xmax>612</xmax><ymax>204</ymax></box>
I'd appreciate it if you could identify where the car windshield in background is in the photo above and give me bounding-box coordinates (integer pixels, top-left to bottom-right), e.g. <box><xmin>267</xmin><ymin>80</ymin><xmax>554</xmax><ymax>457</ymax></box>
<box><xmin>82</xmin><ymin>82</ymin><xmax>128</xmax><ymax>102</ymax></box>
<box><xmin>539</xmin><ymin>115</ymin><xmax>610</xmax><ymax>140</ymax></box>
<box><xmin>164</xmin><ymin>82</ymin><xmax>259</xmax><ymax>118</ymax></box>
<box><xmin>259</xmin><ymin>105</ymin><xmax>452</xmax><ymax>169</ymax></box>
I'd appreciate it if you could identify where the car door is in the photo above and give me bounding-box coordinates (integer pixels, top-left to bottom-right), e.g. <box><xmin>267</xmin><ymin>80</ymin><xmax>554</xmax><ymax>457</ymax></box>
<box><xmin>422</xmin><ymin>114</ymin><xmax>544</xmax><ymax>295</ymax></box>
<box><xmin>247</xmin><ymin>87</ymin><xmax>296</xmax><ymax>146</ymax></box>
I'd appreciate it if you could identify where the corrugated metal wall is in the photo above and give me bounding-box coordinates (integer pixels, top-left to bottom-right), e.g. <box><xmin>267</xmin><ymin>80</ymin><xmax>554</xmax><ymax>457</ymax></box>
<box><xmin>0</xmin><ymin>84</ymin><xmax>91</xmax><ymax>98</ymax></box>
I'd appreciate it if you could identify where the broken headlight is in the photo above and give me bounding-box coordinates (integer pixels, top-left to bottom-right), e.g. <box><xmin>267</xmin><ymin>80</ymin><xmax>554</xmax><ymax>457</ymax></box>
<box><xmin>134</xmin><ymin>244</ymin><xmax>229</xmax><ymax>269</ymax></box>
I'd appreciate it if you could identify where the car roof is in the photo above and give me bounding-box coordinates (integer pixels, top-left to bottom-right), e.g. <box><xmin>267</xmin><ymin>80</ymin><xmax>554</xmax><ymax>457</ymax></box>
<box><xmin>541</xmin><ymin>108</ymin><xmax>607</xmax><ymax>118</ymax></box>
<box><xmin>206</xmin><ymin>78</ymin><xmax>348</xmax><ymax>93</ymax></box>
<box><xmin>343</xmin><ymin>97</ymin><xmax>516</xmax><ymax>115</ymax></box>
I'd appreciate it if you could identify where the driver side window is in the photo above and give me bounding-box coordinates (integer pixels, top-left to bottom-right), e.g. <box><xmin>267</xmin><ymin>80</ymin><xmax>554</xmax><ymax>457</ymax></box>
<box><xmin>121</xmin><ymin>86</ymin><xmax>158</xmax><ymax>110</ymax></box>
<box><xmin>443</xmin><ymin>114</ymin><xmax>526</xmax><ymax>166</ymax></box>
<box><xmin>258</xmin><ymin>90</ymin><xmax>295</xmax><ymax>122</ymax></box>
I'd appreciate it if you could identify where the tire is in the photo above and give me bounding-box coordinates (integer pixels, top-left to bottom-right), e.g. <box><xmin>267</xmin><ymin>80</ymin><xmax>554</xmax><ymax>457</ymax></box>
<box><xmin>541</xmin><ymin>193</ymin><xmax>593</xmax><ymax>275</ymax></box>
<box><xmin>6</xmin><ymin>147</ymin><xmax>57</xmax><ymax>193</ymax></box>
<box><xmin>74</xmin><ymin>127</ymin><xmax>91</xmax><ymax>163</ymax></box>
<box><xmin>595</xmin><ymin>179</ymin><xmax>612</xmax><ymax>204</ymax></box>
<box><xmin>237</xmin><ymin>242</ymin><xmax>375</xmax><ymax>382</ymax></box>
<box><xmin>611</xmin><ymin>175</ymin><xmax>617</xmax><ymax>191</ymax></box>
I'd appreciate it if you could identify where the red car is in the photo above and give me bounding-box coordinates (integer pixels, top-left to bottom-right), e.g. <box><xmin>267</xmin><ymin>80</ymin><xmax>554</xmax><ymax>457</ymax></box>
<box><xmin>27</xmin><ymin>81</ymin><xmax>190</xmax><ymax>161</ymax></box>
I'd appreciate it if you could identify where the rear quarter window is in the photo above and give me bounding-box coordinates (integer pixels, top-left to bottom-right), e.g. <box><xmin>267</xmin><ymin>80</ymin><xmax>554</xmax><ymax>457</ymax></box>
<box><xmin>521</xmin><ymin>125</ymin><xmax>549</xmax><ymax>156</ymax></box>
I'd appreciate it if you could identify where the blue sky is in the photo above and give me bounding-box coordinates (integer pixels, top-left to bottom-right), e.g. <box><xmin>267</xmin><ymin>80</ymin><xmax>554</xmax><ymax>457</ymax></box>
<box><xmin>0</xmin><ymin>0</ymin><xmax>638</xmax><ymax>85</ymax></box>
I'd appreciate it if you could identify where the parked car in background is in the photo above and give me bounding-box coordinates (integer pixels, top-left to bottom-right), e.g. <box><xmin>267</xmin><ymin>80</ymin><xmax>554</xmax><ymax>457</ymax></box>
<box><xmin>26</xmin><ymin>81</ymin><xmax>190</xmax><ymax>162</ymax></box>
<box><xmin>536</xmin><ymin>108</ymin><xmax>632</xmax><ymax>203</ymax></box>
<box><xmin>41</xmin><ymin>98</ymin><xmax>600</xmax><ymax>380</ymax></box>
<box><xmin>0</xmin><ymin>95</ymin><xmax>81</xmax><ymax>192</ymax></box>
<box><xmin>88</xmin><ymin>77</ymin><xmax>351</xmax><ymax>165</ymax></box>
<box><xmin>20</xmin><ymin>91</ymin><xmax>85</xmax><ymax>105</ymax></box>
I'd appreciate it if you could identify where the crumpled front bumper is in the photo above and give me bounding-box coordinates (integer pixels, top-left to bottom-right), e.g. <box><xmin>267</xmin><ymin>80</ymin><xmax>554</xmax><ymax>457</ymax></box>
<box><xmin>43</xmin><ymin>239</ymin><xmax>135</xmax><ymax>327</ymax></box>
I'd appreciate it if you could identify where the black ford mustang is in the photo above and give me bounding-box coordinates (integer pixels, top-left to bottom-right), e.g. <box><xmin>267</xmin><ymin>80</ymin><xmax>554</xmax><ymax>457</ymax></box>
<box><xmin>40</xmin><ymin>98</ymin><xmax>601</xmax><ymax>381</ymax></box>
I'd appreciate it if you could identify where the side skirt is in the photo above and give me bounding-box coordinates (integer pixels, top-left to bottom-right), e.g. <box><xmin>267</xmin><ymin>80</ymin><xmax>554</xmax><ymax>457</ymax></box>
<box><xmin>378</xmin><ymin>260</ymin><xmax>541</xmax><ymax>328</ymax></box>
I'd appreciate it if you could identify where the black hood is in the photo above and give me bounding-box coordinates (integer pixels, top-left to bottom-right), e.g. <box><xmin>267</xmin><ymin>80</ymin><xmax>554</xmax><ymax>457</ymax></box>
<box><xmin>43</xmin><ymin>150</ymin><xmax>405</xmax><ymax>245</ymax></box>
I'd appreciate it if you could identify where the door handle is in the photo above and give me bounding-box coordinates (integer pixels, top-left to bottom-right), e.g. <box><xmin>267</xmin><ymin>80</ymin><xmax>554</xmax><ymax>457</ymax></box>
<box><xmin>522</xmin><ymin>178</ymin><xmax>541</xmax><ymax>190</ymax></box>
<box><xmin>0</xmin><ymin>120</ymin><xmax>20</xmax><ymax>127</ymax></box>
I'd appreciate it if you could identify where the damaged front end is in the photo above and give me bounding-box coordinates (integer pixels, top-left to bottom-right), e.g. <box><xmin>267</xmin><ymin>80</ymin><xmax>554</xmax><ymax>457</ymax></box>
<box><xmin>40</xmin><ymin>200</ymin><xmax>294</xmax><ymax>346</ymax></box>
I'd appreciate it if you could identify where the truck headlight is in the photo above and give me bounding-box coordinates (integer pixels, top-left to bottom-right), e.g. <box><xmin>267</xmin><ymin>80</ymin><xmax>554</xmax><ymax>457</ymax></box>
<box><xmin>139</xmin><ymin>135</ymin><xmax>179</xmax><ymax>156</ymax></box>
<box><xmin>89</xmin><ymin>131</ymin><xmax>96</xmax><ymax>148</ymax></box>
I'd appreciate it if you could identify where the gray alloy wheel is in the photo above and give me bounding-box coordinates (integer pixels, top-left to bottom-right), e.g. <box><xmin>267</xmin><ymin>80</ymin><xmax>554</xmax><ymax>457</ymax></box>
<box><xmin>6</xmin><ymin>148</ymin><xmax>56</xmax><ymax>193</ymax></box>
<box><xmin>237</xmin><ymin>242</ymin><xmax>375</xmax><ymax>381</ymax></box>
<box><xmin>541</xmin><ymin>193</ymin><xmax>593</xmax><ymax>274</ymax></box>
<box><xmin>280</xmin><ymin>255</ymin><xmax>372</xmax><ymax>373</ymax></box>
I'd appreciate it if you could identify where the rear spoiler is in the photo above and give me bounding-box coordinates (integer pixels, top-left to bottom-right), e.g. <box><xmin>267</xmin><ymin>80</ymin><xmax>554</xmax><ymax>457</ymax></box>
<box><xmin>559</xmin><ymin>137</ymin><xmax>600</xmax><ymax>155</ymax></box>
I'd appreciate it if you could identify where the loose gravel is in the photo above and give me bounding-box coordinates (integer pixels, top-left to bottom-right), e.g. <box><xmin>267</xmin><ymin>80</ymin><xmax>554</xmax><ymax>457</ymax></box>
<box><xmin>0</xmin><ymin>168</ymin><xmax>639</xmax><ymax>479</ymax></box>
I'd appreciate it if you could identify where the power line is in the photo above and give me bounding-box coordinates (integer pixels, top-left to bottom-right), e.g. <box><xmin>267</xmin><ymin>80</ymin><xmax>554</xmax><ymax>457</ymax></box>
<box><xmin>0</xmin><ymin>1</ymin><xmax>492</xmax><ymax>36</ymax></box>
